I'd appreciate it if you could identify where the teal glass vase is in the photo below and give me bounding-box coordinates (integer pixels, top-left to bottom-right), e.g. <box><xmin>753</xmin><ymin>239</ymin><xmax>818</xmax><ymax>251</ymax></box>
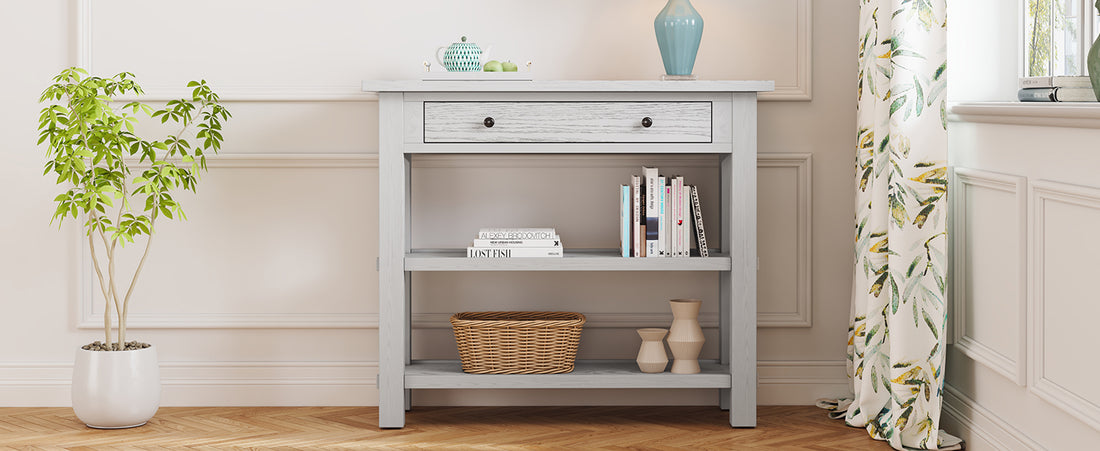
<box><xmin>654</xmin><ymin>0</ymin><xmax>704</xmax><ymax>76</ymax></box>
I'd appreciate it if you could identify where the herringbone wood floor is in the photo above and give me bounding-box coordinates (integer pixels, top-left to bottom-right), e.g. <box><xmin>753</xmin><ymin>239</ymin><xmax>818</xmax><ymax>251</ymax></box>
<box><xmin>0</xmin><ymin>406</ymin><xmax>890</xmax><ymax>450</ymax></box>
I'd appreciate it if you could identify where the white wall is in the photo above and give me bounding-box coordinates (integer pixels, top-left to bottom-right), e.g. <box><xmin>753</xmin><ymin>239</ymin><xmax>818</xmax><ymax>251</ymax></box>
<box><xmin>0</xmin><ymin>0</ymin><xmax>856</xmax><ymax>407</ymax></box>
<box><xmin>943</xmin><ymin>1</ymin><xmax>1100</xmax><ymax>449</ymax></box>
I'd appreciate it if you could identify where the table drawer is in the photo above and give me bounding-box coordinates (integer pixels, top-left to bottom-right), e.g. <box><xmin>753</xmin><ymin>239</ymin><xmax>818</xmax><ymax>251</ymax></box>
<box><xmin>423</xmin><ymin>101</ymin><xmax>711</xmax><ymax>143</ymax></box>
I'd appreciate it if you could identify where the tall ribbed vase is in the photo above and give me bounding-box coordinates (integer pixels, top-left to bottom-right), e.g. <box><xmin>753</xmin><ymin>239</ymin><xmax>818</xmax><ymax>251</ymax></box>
<box><xmin>1089</xmin><ymin>1</ymin><xmax>1100</xmax><ymax>101</ymax></box>
<box><xmin>667</xmin><ymin>299</ymin><xmax>704</xmax><ymax>374</ymax></box>
<box><xmin>654</xmin><ymin>0</ymin><xmax>704</xmax><ymax>76</ymax></box>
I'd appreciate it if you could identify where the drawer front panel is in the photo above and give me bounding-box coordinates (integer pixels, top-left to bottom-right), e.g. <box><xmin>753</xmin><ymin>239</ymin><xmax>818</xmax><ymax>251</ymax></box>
<box><xmin>423</xmin><ymin>101</ymin><xmax>712</xmax><ymax>143</ymax></box>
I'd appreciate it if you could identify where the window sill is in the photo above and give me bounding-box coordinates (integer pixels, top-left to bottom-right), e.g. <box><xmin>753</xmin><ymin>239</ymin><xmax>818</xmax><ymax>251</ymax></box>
<box><xmin>948</xmin><ymin>102</ymin><xmax>1100</xmax><ymax>129</ymax></box>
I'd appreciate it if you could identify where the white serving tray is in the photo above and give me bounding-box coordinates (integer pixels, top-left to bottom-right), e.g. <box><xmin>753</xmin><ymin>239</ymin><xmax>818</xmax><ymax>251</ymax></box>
<box><xmin>422</xmin><ymin>71</ymin><xmax>533</xmax><ymax>81</ymax></box>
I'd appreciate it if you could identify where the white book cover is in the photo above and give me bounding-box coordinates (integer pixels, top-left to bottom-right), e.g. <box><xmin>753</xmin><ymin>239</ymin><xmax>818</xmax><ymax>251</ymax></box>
<box><xmin>478</xmin><ymin>228</ymin><xmax>557</xmax><ymax>240</ymax></box>
<box><xmin>467</xmin><ymin>247</ymin><xmax>564</xmax><ymax>258</ymax></box>
<box><xmin>643</xmin><ymin>166</ymin><xmax>659</xmax><ymax>257</ymax></box>
<box><xmin>657</xmin><ymin>176</ymin><xmax>666</xmax><ymax>256</ymax></box>
<box><xmin>632</xmin><ymin>175</ymin><xmax>641</xmax><ymax>257</ymax></box>
<box><xmin>681</xmin><ymin>179</ymin><xmax>690</xmax><ymax>257</ymax></box>
<box><xmin>472</xmin><ymin>238</ymin><xmax>561</xmax><ymax>247</ymax></box>
<box><xmin>620</xmin><ymin>185</ymin><xmax>630</xmax><ymax>257</ymax></box>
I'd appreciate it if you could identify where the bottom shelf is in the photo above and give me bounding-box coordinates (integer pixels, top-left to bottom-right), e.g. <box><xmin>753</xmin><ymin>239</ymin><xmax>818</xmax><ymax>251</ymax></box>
<box><xmin>404</xmin><ymin>359</ymin><xmax>731</xmax><ymax>389</ymax></box>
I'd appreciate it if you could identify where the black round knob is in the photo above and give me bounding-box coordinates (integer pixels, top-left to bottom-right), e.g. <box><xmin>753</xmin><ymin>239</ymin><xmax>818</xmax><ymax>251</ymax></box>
<box><xmin>641</xmin><ymin>117</ymin><xmax>653</xmax><ymax>128</ymax></box>
<box><xmin>484</xmin><ymin>117</ymin><xmax>495</xmax><ymax>128</ymax></box>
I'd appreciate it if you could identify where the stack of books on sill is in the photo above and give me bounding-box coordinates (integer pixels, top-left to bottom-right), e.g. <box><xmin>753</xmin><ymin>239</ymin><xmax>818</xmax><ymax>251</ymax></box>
<box><xmin>466</xmin><ymin>228</ymin><xmax>563</xmax><ymax>258</ymax></box>
<box><xmin>620</xmin><ymin>166</ymin><xmax>709</xmax><ymax>258</ymax></box>
<box><xmin>1018</xmin><ymin>75</ymin><xmax>1099</xmax><ymax>102</ymax></box>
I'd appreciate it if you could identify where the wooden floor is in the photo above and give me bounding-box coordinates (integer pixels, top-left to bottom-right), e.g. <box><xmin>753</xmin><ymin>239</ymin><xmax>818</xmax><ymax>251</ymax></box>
<box><xmin>0</xmin><ymin>406</ymin><xmax>890</xmax><ymax>449</ymax></box>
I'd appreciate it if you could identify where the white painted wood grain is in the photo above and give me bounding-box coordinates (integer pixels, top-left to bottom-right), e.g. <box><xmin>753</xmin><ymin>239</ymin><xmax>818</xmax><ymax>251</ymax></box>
<box><xmin>727</xmin><ymin>92</ymin><xmax>759</xmax><ymax>427</ymax></box>
<box><xmin>377</xmin><ymin>93</ymin><xmax>408</xmax><ymax>428</ymax></box>
<box><xmin>366</xmin><ymin>80</ymin><xmax>775</xmax><ymax>94</ymax></box>
<box><xmin>404</xmin><ymin>360</ymin><xmax>731</xmax><ymax>389</ymax></box>
<box><xmin>423</xmin><ymin>102</ymin><xmax>712</xmax><ymax>143</ymax></box>
<box><xmin>405</xmin><ymin>249</ymin><xmax>730</xmax><ymax>271</ymax></box>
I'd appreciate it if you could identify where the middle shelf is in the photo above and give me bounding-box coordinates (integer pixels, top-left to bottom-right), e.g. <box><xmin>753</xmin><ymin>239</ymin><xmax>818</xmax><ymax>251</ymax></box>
<box><xmin>405</xmin><ymin>360</ymin><xmax>732</xmax><ymax>389</ymax></box>
<box><xmin>405</xmin><ymin>249</ymin><xmax>732</xmax><ymax>271</ymax></box>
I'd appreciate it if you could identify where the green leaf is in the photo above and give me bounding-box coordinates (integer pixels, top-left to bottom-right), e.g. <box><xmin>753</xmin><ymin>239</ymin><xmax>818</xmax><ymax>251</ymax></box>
<box><xmin>890</xmin><ymin>95</ymin><xmax>908</xmax><ymax>117</ymax></box>
<box><xmin>922</xmin><ymin>309</ymin><xmax>939</xmax><ymax>339</ymax></box>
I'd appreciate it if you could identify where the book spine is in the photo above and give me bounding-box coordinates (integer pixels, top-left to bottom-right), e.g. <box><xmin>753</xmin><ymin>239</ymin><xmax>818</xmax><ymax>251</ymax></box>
<box><xmin>640</xmin><ymin>192</ymin><xmax>646</xmax><ymax>257</ymax></box>
<box><xmin>467</xmin><ymin>247</ymin><xmax>564</xmax><ymax>258</ymax></box>
<box><xmin>1019</xmin><ymin>87</ymin><xmax>1099</xmax><ymax>102</ymax></box>
<box><xmin>620</xmin><ymin>185</ymin><xmax>630</xmax><ymax>257</ymax></box>
<box><xmin>478</xmin><ymin>231</ymin><xmax>558</xmax><ymax>240</ymax></box>
<box><xmin>673</xmin><ymin>176</ymin><xmax>682</xmax><ymax>255</ymax></box>
<box><xmin>669</xmin><ymin>177</ymin><xmax>677</xmax><ymax>257</ymax></box>
<box><xmin>1019</xmin><ymin>76</ymin><xmax>1053</xmax><ymax>89</ymax></box>
<box><xmin>691</xmin><ymin>185</ymin><xmax>708</xmax><ymax>257</ymax></box>
<box><xmin>682</xmin><ymin>178</ymin><xmax>690</xmax><ymax>257</ymax></box>
<box><xmin>1018</xmin><ymin>87</ymin><xmax>1058</xmax><ymax>102</ymax></box>
<box><xmin>644</xmin><ymin>167</ymin><xmax>659</xmax><ymax>257</ymax></box>
<box><xmin>1019</xmin><ymin>76</ymin><xmax>1093</xmax><ymax>89</ymax></box>
<box><xmin>632</xmin><ymin>175</ymin><xmax>641</xmax><ymax>257</ymax></box>
<box><xmin>665</xmin><ymin>185</ymin><xmax>673</xmax><ymax>258</ymax></box>
<box><xmin>657</xmin><ymin>176</ymin><xmax>666</xmax><ymax>256</ymax></box>
<box><xmin>479</xmin><ymin>227</ymin><xmax>556</xmax><ymax>233</ymax></box>
<box><xmin>472</xmin><ymin>238</ymin><xmax>561</xmax><ymax>247</ymax></box>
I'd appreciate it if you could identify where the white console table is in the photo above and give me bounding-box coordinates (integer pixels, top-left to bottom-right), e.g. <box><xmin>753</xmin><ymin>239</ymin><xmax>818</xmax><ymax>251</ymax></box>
<box><xmin>362</xmin><ymin>80</ymin><xmax>773</xmax><ymax>428</ymax></box>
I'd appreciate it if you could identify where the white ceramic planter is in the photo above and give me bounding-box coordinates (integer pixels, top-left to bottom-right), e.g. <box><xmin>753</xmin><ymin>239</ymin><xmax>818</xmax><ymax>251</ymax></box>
<box><xmin>72</xmin><ymin>345</ymin><xmax>160</xmax><ymax>429</ymax></box>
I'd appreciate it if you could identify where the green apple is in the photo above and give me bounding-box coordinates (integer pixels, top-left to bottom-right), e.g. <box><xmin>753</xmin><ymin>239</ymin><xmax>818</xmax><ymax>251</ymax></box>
<box><xmin>483</xmin><ymin>60</ymin><xmax>503</xmax><ymax>72</ymax></box>
<box><xmin>501</xmin><ymin>61</ymin><xmax>518</xmax><ymax>72</ymax></box>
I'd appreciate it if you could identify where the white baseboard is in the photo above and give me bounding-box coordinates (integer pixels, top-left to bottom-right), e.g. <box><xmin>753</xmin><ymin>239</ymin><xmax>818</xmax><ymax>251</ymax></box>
<box><xmin>0</xmin><ymin>360</ymin><xmax>847</xmax><ymax>407</ymax></box>
<box><xmin>941</xmin><ymin>384</ymin><xmax>1042</xmax><ymax>451</ymax></box>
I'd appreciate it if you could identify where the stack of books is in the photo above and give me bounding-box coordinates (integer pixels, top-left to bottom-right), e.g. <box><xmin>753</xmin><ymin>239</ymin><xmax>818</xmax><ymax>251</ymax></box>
<box><xmin>1018</xmin><ymin>75</ymin><xmax>1098</xmax><ymax>102</ymax></box>
<box><xmin>620</xmin><ymin>166</ymin><xmax>709</xmax><ymax>258</ymax></box>
<box><xmin>466</xmin><ymin>228</ymin><xmax>563</xmax><ymax>258</ymax></box>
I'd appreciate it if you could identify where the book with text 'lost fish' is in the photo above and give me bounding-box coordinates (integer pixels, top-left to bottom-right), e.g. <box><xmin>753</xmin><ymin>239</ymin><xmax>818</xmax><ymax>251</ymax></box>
<box><xmin>467</xmin><ymin>247</ymin><xmax>563</xmax><ymax>258</ymax></box>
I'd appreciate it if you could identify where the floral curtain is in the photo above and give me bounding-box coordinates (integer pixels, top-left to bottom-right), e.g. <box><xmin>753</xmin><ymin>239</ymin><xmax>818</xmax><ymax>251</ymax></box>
<box><xmin>842</xmin><ymin>0</ymin><xmax>958</xmax><ymax>449</ymax></box>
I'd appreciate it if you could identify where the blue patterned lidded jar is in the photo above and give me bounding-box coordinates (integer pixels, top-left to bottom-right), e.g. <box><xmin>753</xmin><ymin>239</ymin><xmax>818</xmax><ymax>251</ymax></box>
<box><xmin>436</xmin><ymin>36</ymin><xmax>484</xmax><ymax>72</ymax></box>
<box><xmin>654</xmin><ymin>0</ymin><xmax>704</xmax><ymax>76</ymax></box>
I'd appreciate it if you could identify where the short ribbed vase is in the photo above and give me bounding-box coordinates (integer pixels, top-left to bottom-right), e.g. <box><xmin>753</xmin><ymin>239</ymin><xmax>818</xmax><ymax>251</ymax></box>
<box><xmin>654</xmin><ymin>0</ymin><xmax>704</xmax><ymax>76</ymax></box>
<box><xmin>667</xmin><ymin>299</ymin><xmax>704</xmax><ymax>374</ymax></box>
<box><xmin>636</xmin><ymin>328</ymin><xmax>669</xmax><ymax>373</ymax></box>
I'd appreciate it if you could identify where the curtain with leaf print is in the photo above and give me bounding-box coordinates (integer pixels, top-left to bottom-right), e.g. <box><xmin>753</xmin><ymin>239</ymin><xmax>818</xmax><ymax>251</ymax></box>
<box><xmin>842</xmin><ymin>0</ymin><xmax>959</xmax><ymax>449</ymax></box>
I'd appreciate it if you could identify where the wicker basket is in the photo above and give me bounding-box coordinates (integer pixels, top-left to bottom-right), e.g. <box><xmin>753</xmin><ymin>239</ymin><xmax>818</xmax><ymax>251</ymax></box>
<box><xmin>450</xmin><ymin>311</ymin><xmax>586</xmax><ymax>374</ymax></box>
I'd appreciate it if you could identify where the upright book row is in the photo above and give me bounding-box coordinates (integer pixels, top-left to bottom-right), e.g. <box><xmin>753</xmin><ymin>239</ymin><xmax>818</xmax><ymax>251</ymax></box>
<box><xmin>620</xmin><ymin>166</ymin><xmax>709</xmax><ymax>258</ymax></box>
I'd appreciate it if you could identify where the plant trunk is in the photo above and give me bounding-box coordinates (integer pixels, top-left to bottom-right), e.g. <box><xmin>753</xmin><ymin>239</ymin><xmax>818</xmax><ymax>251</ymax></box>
<box><xmin>88</xmin><ymin>219</ymin><xmax>113</xmax><ymax>349</ymax></box>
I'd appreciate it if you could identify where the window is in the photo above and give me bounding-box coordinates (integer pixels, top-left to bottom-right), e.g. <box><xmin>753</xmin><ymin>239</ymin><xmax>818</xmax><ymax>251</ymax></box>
<box><xmin>1024</xmin><ymin>0</ymin><xmax>1100</xmax><ymax>77</ymax></box>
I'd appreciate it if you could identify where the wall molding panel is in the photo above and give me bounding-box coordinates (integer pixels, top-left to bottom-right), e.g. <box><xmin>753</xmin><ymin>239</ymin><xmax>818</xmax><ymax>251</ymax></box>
<box><xmin>951</xmin><ymin>168</ymin><xmax>1027</xmax><ymax>386</ymax></box>
<box><xmin>941</xmin><ymin>384</ymin><xmax>1044</xmax><ymax>450</ymax></box>
<box><xmin>77</xmin><ymin>154</ymin><xmax>379</xmax><ymax>330</ymax></box>
<box><xmin>77</xmin><ymin>153</ymin><xmax>812</xmax><ymax>330</ymax></box>
<box><xmin>757</xmin><ymin>153</ymin><xmax>813</xmax><ymax>327</ymax></box>
<box><xmin>75</xmin><ymin>0</ymin><xmax>812</xmax><ymax>103</ymax></box>
<box><xmin>1029</xmin><ymin>180</ymin><xmax>1100</xmax><ymax>431</ymax></box>
<box><xmin>767</xmin><ymin>0</ymin><xmax>814</xmax><ymax>101</ymax></box>
<box><xmin>0</xmin><ymin>359</ymin><xmax>844</xmax><ymax>407</ymax></box>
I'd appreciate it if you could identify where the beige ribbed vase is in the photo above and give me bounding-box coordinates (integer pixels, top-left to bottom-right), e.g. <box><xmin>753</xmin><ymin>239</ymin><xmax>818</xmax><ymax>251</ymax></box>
<box><xmin>667</xmin><ymin>299</ymin><xmax>704</xmax><ymax>374</ymax></box>
<box><xmin>635</xmin><ymin>328</ymin><xmax>669</xmax><ymax>373</ymax></box>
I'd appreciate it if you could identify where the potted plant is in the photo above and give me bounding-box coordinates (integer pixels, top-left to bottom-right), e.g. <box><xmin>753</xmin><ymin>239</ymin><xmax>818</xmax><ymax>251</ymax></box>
<box><xmin>37</xmin><ymin>67</ymin><xmax>230</xmax><ymax>428</ymax></box>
